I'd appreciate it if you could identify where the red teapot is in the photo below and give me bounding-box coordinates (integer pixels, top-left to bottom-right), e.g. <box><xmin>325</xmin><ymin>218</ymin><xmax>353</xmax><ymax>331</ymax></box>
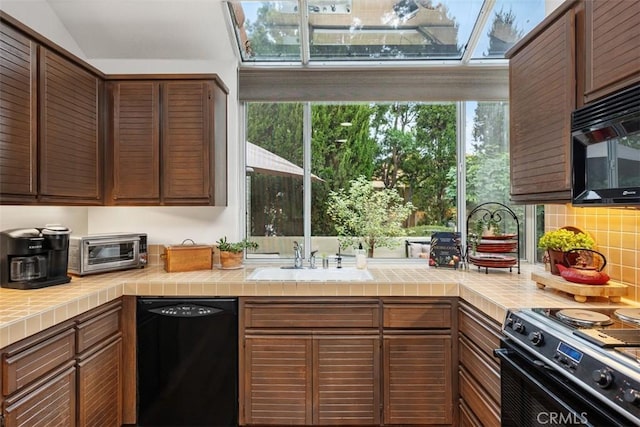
<box><xmin>557</xmin><ymin>249</ymin><xmax>610</xmax><ymax>285</ymax></box>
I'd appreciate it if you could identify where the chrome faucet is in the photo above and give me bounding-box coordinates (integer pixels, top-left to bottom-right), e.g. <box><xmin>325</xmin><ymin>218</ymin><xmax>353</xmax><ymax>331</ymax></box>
<box><xmin>293</xmin><ymin>241</ymin><xmax>304</xmax><ymax>269</ymax></box>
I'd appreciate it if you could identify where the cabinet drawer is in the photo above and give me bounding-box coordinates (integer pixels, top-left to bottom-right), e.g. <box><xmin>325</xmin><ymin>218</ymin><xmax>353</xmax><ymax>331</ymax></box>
<box><xmin>76</xmin><ymin>305</ymin><xmax>121</xmax><ymax>354</ymax></box>
<box><xmin>2</xmin><ymin>325</ymin><xmax>75</xmax><ymax>396</ymax></box>
<box><xmin>460</xmin><ymin>398</ymin><xmax>483</xmax><ymax>427</ymax></box>
<box><xmin>243</xmin><ymin>299</ymin><xmax>380</xmax><ymax>328</ymax></box>
<box><xmin>459</xmin><ymin>335</ymin><xmax>500</xmax><ymax>405</ymax></box>
<box><xmin>458</xmin><ymin>301</ymin><xmax>501</xmax><ymax>359</ymax></box>
<box><xmin>383</xmin><ymin>302</ymin><xmax>451</xmax><ymax>329</ymax></box>
<box><xmin>459</xmin><ymin>367</ymin><xmax>500</xmax><ymax>427</ymax></box>
<box><xmin>4</xmin><ymin>362</ymin><xmax>76</xmax><ymax>427</ymax></box>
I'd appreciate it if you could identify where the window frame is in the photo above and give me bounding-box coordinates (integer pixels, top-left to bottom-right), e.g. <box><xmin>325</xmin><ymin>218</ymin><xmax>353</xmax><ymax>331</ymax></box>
<box><xmin>239</xmin><ymin>70</ymin><xmax>538</xmax><ymax>264</ymax></box>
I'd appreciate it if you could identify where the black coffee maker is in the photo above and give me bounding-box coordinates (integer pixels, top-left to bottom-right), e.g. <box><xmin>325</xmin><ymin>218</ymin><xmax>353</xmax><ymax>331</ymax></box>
<box><xmin>0</xmin><ymin>225</ymin><xmax>72</xmax><ymax>289</ymax></box>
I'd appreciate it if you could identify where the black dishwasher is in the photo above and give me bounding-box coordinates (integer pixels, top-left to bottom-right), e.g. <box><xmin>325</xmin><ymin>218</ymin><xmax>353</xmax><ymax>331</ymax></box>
<box><xmin>137</xmin><ymin>298</ymin><xmax>238</xmax><ymax>426</ymax></box>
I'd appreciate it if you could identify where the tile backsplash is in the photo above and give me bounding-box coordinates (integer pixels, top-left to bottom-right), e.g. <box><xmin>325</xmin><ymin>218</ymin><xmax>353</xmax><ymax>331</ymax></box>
<box><xmin>544</xmin><ymin>205</ymin><xmax>639</xmax><ymax>302</ymax></box>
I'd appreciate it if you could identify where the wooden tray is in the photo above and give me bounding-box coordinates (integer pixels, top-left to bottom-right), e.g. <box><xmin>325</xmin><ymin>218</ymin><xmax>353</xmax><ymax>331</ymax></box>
<box><xmin>531</xmin><ymin>271</ymin><xmax>628</xmax><ymax>303</ymax></box>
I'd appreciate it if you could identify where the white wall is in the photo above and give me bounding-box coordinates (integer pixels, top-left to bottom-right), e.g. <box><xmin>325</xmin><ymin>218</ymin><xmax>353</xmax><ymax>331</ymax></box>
<box><xmin>0</xmin><ymin>206</ymin><xmax>89</xmax><ymax>235</ymax></box>
<box><xmin>0</xmin><ymin>0</ymin><xmax>86</xmax><ymax>58</ymax></box>
<box><xmin>87</xmin><ymin>206</ymin><xmax>235</xmax><ymax>245</ymax></box>
<box><xmin>0</xmin><ymin>1</ymin><xmax>244</xmax><ymax>244</ymax></box>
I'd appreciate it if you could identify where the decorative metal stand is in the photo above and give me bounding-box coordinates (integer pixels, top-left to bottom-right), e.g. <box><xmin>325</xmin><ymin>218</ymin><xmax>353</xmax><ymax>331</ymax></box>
<box><xmin>465</xmin><ymin>202</ymin><xmax>520</xmax><ymax>274</ymax></box>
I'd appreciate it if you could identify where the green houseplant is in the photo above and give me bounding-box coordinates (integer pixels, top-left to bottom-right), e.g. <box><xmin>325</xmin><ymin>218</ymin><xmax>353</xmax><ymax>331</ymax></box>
<box><xmin>538</xmin><ymin>228</ymin><xmax>595</xmax><ymax>275</ymax></box>
<box><xmin>216</xmin><ymin>237</ymin><xmax>259</xmax><ymax>269</ymax></box>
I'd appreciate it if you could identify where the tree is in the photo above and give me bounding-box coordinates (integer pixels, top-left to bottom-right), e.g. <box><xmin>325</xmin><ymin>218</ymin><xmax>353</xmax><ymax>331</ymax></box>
<box><xmin>311</xmin><ymin>104</ymin><xmax>377</xmax><ymax>235</ymax></box>
<box><xmin>484</xmin><ymin>7</ymin><xmax>523</xmax><ymax>57</ymax></box>
<box><xmin>369</xmin><ymin>103</ymin><xmax>457</xmax><ymax>226</ymax></box>
<box><xmin>326</xmin><ymin>176</ymin><xmax>415</xmax><ymax>257</ymax></box>
<box><xmin>412</xmin><ymin>104</ymin><xmax>457</xmax><ymax>225</ymax></box>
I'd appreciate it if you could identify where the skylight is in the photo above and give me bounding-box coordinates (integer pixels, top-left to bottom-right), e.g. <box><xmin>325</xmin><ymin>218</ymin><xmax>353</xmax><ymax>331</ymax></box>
<box><xmin>226</xmin><ymin>0</ymin><xmax>547</xmax><ymax>65</ymax></box>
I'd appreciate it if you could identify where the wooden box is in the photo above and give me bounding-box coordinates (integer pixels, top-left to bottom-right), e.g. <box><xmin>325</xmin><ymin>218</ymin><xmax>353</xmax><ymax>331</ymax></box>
<box><xmin>162</xmin><ymin>243</ymin><xmax>213</xmax><ymax>272</ymax></box>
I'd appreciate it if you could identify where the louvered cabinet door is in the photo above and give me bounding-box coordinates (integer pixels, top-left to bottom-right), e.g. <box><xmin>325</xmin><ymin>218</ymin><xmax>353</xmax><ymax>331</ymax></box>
<box><xmin>3</xmin><ymin>363</ymin><xmax>76</xmax><ymax>427</ymax></box>
<box><xmin>108</xmin><ymin>81</ymin><xmax>160</xmax><ymax>203</ymax></box>
<box><xmin>76</xmin><ymin>336</ymin><xmax>122</xmax><ymax>427</ymax></box>
<box><xmin>314</xmin><ymin>335</ymin><xmax>380</xmax><ymax>426</ymax></box>
<box><xmin>161</xmin><ymin>81</ymin><xmax>213</xmax><ymax>204</ymax></box>
<box><xmin>508</xmin><ymin>9</ymin><xmax>576</xmax><ymax>203</ymax></box>
<box><xmin>0</xmin><ymin>22</ymin><xmax>37</xmax><ymax>201</ymax></box>
<box><xmin>383</xmin><ymin>333</ymin><xmax>453</xmax><ymax>425</ymax></box>
<box><xmin>584</xmin><ymin>0</ymin><xmax>640</xmax><ymax>102</ymax></box>
<box><xmin>243</xmin><ymin>335</ymin><xmax>313</xmax><ymax>425</ymax></box>
<box><xmin>39</xmin><ymin>48</ymin><xmax>101</xmax><ymax>203</ymax></box>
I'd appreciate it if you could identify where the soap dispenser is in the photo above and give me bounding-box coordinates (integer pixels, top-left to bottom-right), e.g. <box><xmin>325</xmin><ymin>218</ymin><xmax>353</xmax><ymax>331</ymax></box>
<box><xmin>355</xmin><ymin>243</ymin><xmax>367</xmax><ymax>269</ymax></box>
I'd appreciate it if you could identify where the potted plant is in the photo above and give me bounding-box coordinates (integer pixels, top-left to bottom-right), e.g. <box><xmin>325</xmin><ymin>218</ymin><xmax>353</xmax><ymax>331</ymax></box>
<box><xmin>216</xmin><ymin>237</ymin><xmax>259</xmax><ymax>269</ymax></box>
<box><xmin>538</xmin><ymin>228</ymin><xmax>595</xmax><ymax>275</ymax></box>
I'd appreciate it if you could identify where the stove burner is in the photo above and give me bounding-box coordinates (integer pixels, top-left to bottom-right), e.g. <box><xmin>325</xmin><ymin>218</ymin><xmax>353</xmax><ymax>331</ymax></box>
<box><xmin>615</xmin><ymin>308</ymin><xmax>640</xmax><ymax>325</ymax></box>
<box><xmin>556</xmin><ymin>309</ymin><xmax>613</xmax><ymax>328</ymax></box>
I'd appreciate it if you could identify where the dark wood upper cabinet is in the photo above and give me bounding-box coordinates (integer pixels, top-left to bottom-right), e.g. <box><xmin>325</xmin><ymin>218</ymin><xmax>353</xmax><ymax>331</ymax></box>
<box><xmin>0</xmin><ymin>21</ymin><xmax>38</xmax><ymax>202</ymax></box>
<box><xmin>108</xmin><ymin>81</ymin><xmax>160</xmax><ymax>203</ymax></box>
<box><xmin>161</xmin><ymin>80</ymin><xmax>214</xmax><ymax>204</ymax></box>
<box><xmin>584</xmin><ymin>0</ymin><xmax>640</xmax><ymax>103</ymax></box>
<box><xmin>107</xmin><ymin>78</ymin><xmax>227</xmax><ymax>206</ymax></box>
<box><xmin>507</xmin><ymin>3</ymin><xmax>578</xmax><ymax>204</ymax></box>
<box><xmin>1</xmin><ymin>15</ymin><xmax>103</xmax><ymax>206</ymax></box>
<box><xmin>39</xmin><ymin>47</ymin><xmax>102</xmax><ymax>204</ymax></box>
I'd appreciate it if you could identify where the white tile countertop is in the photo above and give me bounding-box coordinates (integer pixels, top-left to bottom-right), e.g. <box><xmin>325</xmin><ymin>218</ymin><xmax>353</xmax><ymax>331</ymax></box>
<box><xmin>1</xmin><ymin>262</ymin><xmax>636</xmax><ymax>348</ymax></box>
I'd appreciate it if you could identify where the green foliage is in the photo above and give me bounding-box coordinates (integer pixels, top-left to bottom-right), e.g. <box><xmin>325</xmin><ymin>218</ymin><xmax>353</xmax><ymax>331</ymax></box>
<box><xmin>538</xmin><ymin>229</ymin><xmax>595</xmax><ymax>252</ymax></box>
<box><xmin>370</xmin><ymin>103</ymin><xmax>457</xmax><ymax>226</ymax></box>
<box><xmin>326</xmin><ymin>176</ymin><xmax>415</xmax><ymax>256</ymax></box>
<box><xmin>216</xmin><ymin>237</ymin><xmax>259</xmax><ymax>254</ymax></box>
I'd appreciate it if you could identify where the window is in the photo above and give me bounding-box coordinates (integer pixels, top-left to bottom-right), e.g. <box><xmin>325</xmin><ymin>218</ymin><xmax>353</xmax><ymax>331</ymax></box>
<box><xmin>227</xmin><ymin>0</ymin><xmax>547</xmax><ymax>65</ymax></box>
<box><xmin>245</xmin><ymin>101</ymin><xmax>520</xmax><ymax>261</ymax></box>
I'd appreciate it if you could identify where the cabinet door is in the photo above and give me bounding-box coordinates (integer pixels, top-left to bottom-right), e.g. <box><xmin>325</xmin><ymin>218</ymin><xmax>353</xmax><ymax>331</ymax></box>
<box><xmin>108</xmin><ymin>81</ymin><xmax>160</xmax><ymax>204</ymax></box>
<box><xmin>584</xmin><ymin>0</ymin><xmax>640</xmax><ymax>102</ymax></box>
<box><xmin>39</xmin><ymin>48</ymin><xmax>101</xmax><ymax>203</ymax></box>
<box><xmin>3</xmin><ymin>363</ymin><xmax>76</xmax><ymax>427</ymax></box>
<box><xmin>77</xmin><ymin>336</ymin><xmax>122</xmax><ymax>427</ymax></box>
<box><xmin>383</xmin><ymin>333</ymin><xmax>453</xmax><ymax>425</ymax></box>
<box><xmin>243</xmin><ymin>335</ymin><xmax>313</xmax><ymax>425</ymax></box>
<box><xmin>314</xmin><ymin>335</ymin><xmax>380</xmax><ymax>425</ymax></box>
<box><xmin>508</xmin><ymin>9</ymin><xmax>576</xmax><ymax>203</ymax></box>
<box><xmin>161</xmin><ymin>81</ymin><xmax>213</xmax><ymax>204</ymax></box>
<box><xmin>0</xmin><ymin>22</ymin><xmax>37</xmax><ymax>202</ymax></box>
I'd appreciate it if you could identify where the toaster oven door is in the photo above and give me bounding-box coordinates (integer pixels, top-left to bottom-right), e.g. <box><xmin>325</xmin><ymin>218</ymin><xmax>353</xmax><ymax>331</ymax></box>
<box><xmin>82</xmin><ymin>237</ymin><xmax>140</xmax><ymax>274</ymax></box>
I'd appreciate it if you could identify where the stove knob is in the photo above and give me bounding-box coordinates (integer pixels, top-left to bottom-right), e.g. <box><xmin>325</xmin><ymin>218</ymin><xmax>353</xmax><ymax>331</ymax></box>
<box><xmin>528</xmin><ymin>331</ymin><xmax>544</xmax><ymax>346</ymax></box>
<box><xmin>592</xmin><ymin>369</ymin><xmax>613</xmax><ymax>388</ymax></box>
<box><xmin>513</xmin><ymin>322</ymin><xmax>526</xmax><ymax>334</ymax></box>
<box><xmin>623</xmin><ymin>389</ymin><xmax>640</xmax><ymax>404</ymax></box>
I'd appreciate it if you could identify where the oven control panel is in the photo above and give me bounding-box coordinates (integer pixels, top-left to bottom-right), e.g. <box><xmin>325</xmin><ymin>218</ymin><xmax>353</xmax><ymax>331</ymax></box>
<box><xmin>504</xmin><ymin>310</ymin><xmax>640</xmax><ymax>420</ymax></box>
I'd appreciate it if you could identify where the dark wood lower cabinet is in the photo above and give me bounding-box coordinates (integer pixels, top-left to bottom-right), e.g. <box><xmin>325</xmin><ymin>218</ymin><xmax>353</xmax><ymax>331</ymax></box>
<box><xmin>77</xmin><ymin>336</ymin><xmax>122</xmax><ymax>427</ymax></box>
<box><xmin>458</xmin><ymin>300</ymin><xmax>502</xmax><ymax>427</ymax></box>
<box><xmin>243</xmin><ymin>335</ymin><xmax>313</xmax><ymax>425</ymax></box>
<box><xmin>3</xmin><ymin>362</ymin><xmax>76</xmax><ymax>427</ymax></box>
<box><xmin>1</xmin><ymin>300</ymin><xmax>123</xmax><ymax>427</ymax></box>
<box><xmin>314</xmin><ymin>335</ymin><xmax>380</xmax><ymax>426</ymax></box>
<box><xmin>241</xmin><ymin>297</ymin><xmax>455</xmax><ymax>426</ymax></box>
<box><xmin>383</xmin><ymin>333</ymin><xmax>452</xmax><ymax>425</ymax></box>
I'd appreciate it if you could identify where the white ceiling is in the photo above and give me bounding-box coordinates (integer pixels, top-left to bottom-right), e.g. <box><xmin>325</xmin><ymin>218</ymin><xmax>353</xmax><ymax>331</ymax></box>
<box><xmin>2</xmin><ymin>0</ymin><xmax>237</xmax><ymax>62</ymax></box>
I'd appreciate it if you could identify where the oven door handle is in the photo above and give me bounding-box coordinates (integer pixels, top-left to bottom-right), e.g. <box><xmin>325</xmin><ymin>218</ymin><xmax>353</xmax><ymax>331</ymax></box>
<box><xmin>494</xmin><ymin>348</ymin><xmax>592</xmax><ymax>425</ymax></box>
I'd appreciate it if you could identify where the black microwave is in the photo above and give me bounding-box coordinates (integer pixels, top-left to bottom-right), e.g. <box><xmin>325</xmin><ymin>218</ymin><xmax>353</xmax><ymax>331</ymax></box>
<box><xmin>571</xmin><ymin>83</ymin><xmax>640</xmax><ymax>206</ymax></box>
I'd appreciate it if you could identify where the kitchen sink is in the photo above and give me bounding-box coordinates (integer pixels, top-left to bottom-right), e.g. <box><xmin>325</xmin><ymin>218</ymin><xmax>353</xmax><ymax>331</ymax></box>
<box><xmin>247</xmin><ymin>267</ymin><xmax>373</xmax><ymax>281</ymax></box>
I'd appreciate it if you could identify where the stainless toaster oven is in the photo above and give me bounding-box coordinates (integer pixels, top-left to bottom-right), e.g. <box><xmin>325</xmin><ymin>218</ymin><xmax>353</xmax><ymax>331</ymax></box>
<box><xmin>68</xmin><ymin>233</ymin><xmax>147</xmax><ymax>276</ymax></box>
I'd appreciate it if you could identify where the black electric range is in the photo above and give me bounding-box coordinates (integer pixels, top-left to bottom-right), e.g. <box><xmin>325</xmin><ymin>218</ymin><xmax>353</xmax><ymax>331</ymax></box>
<box><xmin>502</xmin><ymin>307</ymin><xmax>640</xmax><ymax>425</ymax></box>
